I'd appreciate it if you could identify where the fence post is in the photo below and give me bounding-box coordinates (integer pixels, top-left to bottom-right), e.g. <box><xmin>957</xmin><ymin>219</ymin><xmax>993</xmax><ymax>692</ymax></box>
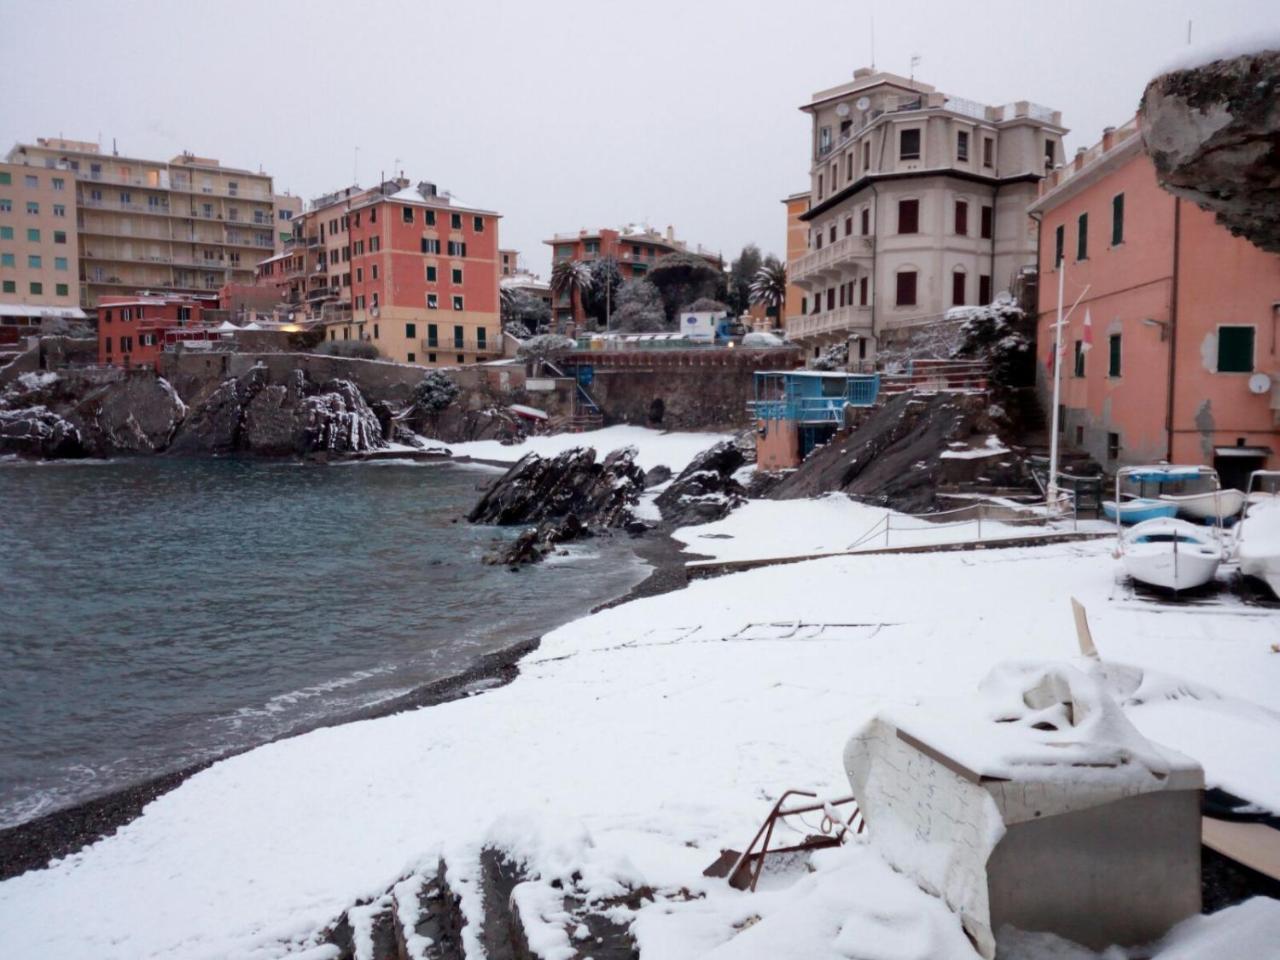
<box><xmin>977</xmin><ymin>508</ymin><xmax>983</xmax><ymax>542</ymax></box>
<box><xmin>884</xmin><ymin>514</ymin><xmax>891</xmax><ymax>547</ymax></box>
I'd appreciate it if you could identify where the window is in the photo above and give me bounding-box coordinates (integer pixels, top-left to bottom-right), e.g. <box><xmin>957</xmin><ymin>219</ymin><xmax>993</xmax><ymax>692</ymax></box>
<box><xmin>427</xmin><ymin>294</ymin><xmax>438</xmax><ymax>310</ymax></box>
<box><xmin>53</xmin><ymin>204</ymin><xmax>66</xmax><ymax>218</ymax></box>
<box><xmin>1107</xmin><ymin>432</ymin><xmax>1120</xmax><ymax>461</ymax></box>
<box><xmin>105</xmin><ymin>336</ymin><xmax>112</xmax><ymax>353</ymax></box>
<box><xmin>477</xmin><ymin>327</ymin><xmax>487</xmax><ymax>350</ymax></box>
<box><xmin>860</xmin><ymin>207</ymin><xmax>870</xmax><ymax>235</ymax></box>
<box><xmin>402</xmin><ymin>206</ymin><xmax>414</xmax><ymax>224</ymax></box>
<box><xmin>447</xmin><ymin>241</ymin><xmax>466</xmax><ymax>257</ymax></box>
<box><xmin>1216</xmin><ymin>326</ymin><xmax>1255</xmax><ymax>373</ymax></box>
<box><xmin>978</xmin><ymin>275</ymin><xmax>991</xmax><ymax>304</ymax></box>
<box><xmin>425</xmin><ymin>210</ymin><xmax>436</xmax><ymax>226</ymax></box>
<box><xmin>24</xmin><ymin>175</ymin><xmax>37</xmax><ymax>188</ymax></box>
<box><xmin>897</xmin><ymin>199</ymin><xmax>919</xmax><ymax>234</ymax></box>
<box><xmin>373</xmin><ymin>324</ymin><xmax>379</xmax><ymax>339</ymax></box>
<box><xmin>29</xmin><ymin>281</ymin><xmax>42</xmax><ymax>295</ymax></box>
<box><xmin>55</xmin><ymin>257</ymin><xmax>67</xmax><ymax>271</ymax></box>
<box><xmin>844</xmin><ymin>216</ymin><xmax>853</xmax><ymax>236</ymax></box>
<box><xmin>859</xmin><ymin>276</ymin><xmax>868</xmax><ymax>306</ymax></box>
<box><xmin>453</xmin><ymin>324</ymin><xmax>464</xmax><ymax>347</ymax></box>
<box><xmin>356</xmin><ymin>267</ymin><xmax>363</xmax><ymax>283</ymax></box>
<box><xmin>371</xmin><ymin>236</ymin><xmax>380</xmax><ymax>252</ymax></box>
<box><xmin>426</xmin><ymin>265</ymin><xmax>437</xmax><ymax>282</ymax></box>
<box><xmin>422</xmin><ymin>238</ymin><xmax>440</xmax><ymax>254</ymax></box>
<box><xmin>427</xmin><ymin>324</ymin><xmax>439</xmax><ymax>347</ymax></box>
<box><xmin>951</xmin><ymin>271</ymin><xmax>965</xmax><ymax>306</ymax></box>
<box><xmin>817</xmin><ymin>173</ymin><xmax>824</xmax><ymax>200</ymax></box>
<box><xmin>452</xmin><ymin>295</ymin><xmax>464</xmax><ymax>311</ymax></box>
<box><xmin>1054</xmin><ymin>224</ymin><xmax>1064</xmax><ymax>267</ymax></box>
<box><xmin>451</xmin><ymin>213</ymin><xmax>462</xmax><ymax>230</ymax></box>
<box><xmin>980</xmin><ymin>205</ymin><xmax>993</xmax><ymax>240</ymax></box>
<box><xmin>1076</xmin><ymin>212</ymin><xmax>1088</xmax><ymax>260</ymax></box>
<box><xmin>800</xmin><ymin>296</ymin><xmax>808</xmax><ymax>314</ymax></box>
<box><xmin>828</xmin><ymin>224</ymin><xmax>836</xmax><ymax>243</ymax></box>
<box><xmin>1111</xmin><ymin>194</ymin><xmax>1125</xmax><ymax>245</ymax></box>
<box><xmin>0</xmin><ymin>172</ymin><xmax>8</xmax><ymax>185</ymax></box>
<box><xmin>407</xmin><ymin>352</ymin><xmax>416</xmax><ymax>363</ymax></box>
<box><xmin>0</xmin><ymin>226</ymin><xmax>9</xmax><ymax>239</ymax></box>
<box><xmin>957</xmin><ymin>130</ymin><xmax>969</xmax><ymax>162</ymax></box>
<box><xmin>862</xmin><ymin>139</ymin><xmax>870</xmax><ymax>171</ymax></box>
<box><xmin>26</xmin><ymin>202</ymin><xmax>39</xmax><ymax>215</ymax></box>
<box><xmin>1073</xmin><ymin>340</ymin><xmax>1086</xmax><ymax>377</ymax></box>
<box><xmin>826</xmin><ymin>288</ymin><xmax>835</xmax><ymax>310</ymax></box>
<box><xmin>895</xmin><ymin>271</ymin><xmax>917</xmax><ymax>306</ymax></box>
<box><xmin>0</xmin><ymin>199</ymin><xmax>9</xmax><ymax>212</ymax></box>
<box><xmin>1108</xmin><ymin>333</ymin><xmax>1122</xmax><ymax>377</ymax></box>
<box><xmin>1045</xmin><ymin>139</ymin><xmax>1056</xmax><ymax>169</ymax></box>
<box><xmin>846</xmin><ymin>153</ymin><xmax>853</xmax><ymax>181</ymax></box>
<box><xmin>406</xmin><ymin>322</ymin><xmax>417</xmax><ymax>338</ymax></box>
<box><xmin>1</xmin><ymin>281</ymin><xmax>12</xmax><ymax>293</ymax></box>
<box><xmin>899</xmin><ymin>128</ymin><xmax>921</xmax><ymax>160</ymax></box>
<box><xmin>428</xmin><ymin>352</ymin><xmax>437</xmax><ymax>363</ymax></box>
<box><xmin>27</xmin><ymin>255</ymin><xmax>41</xmax><ymax>268</ymax></box>
<box><xmin>451</xmin><ymin>267</ymin><xmax>463</xmax><ymax>284</ymax></box>
<box><xmin>54</xmin><ymin>230</ymin><xmax>66</xmax><ymax>244</ymax></box>
<box><xmin>814</xmin><ymin>230</ymin><xmax>823</xmax><ymax>250</ymax></box>
<box><xmin>982</xmin><ymin>137</ymin><xmax>994</xmax><ymax>167</ymax></box>
<box><xmin>955</xmin><ymin>200</ymin><xmax>968</xmax><ymax>236</ymax></box>
<box><xmin>473</xmin><ymin>216</ymin><xmax>484</xmax><ymax>232</ymax></box>
<box><xmin>371</xmin><ymin>264</ymin><xmax>378</xmax><ymax>280</ymax></box>
<box><xmin>370</xmin><ymin>207</ymin><xmax>377</xmax><ymax>223</ymax></box>
<box><xmin>0</xmin><ymin>253</ymin><xmax>12</xmax><ymax>267</ymax></box>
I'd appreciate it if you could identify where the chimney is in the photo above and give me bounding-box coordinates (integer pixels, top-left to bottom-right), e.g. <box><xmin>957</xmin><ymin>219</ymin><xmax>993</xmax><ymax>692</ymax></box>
<box><xmin>1074</xmin><ymin>147</ymin><xmax>1087</xmax><ymax>171</ymax></box>
<box><xmin>853</xmin><ymin>67</ymin><xmax>874</xmax><ymax>79</ymax></box>
<box><xmin>417</xmin><ymin>181</ymin><xmax>437</xmax><ymax>199</ymax></box>
<box><xmin>666</xmin><ymin>225</ymin><xmax>674</xmax><ymax>242</ymax></box>
<box><xmin>1101</xmin><ymin>126</ymin><xmax>1116</xmax><ymax>151</ymax></box>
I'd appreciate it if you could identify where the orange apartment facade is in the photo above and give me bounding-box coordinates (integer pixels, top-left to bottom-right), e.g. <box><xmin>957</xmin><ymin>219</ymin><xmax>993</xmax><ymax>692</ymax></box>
<box><xmin>0</xmin><ymin>160</ymin><xmax>85</xmax><ymax>332</ymax></box>
<box><xmin>782</xmin><ymin>191</ymin><xmax>811</xmax><ymax>329</ymax></box>
<box><xmin>544</xmin><ymin>225</ymin><xmax>721</xmax><ymax>328</ymax></box>
<box><xmin>96</xmin><ymin>294</ymin><xmax>219</xmax><ymax>369</ymax></box>
<box><xmin>1031</xmin><ymin>117</ymin><xmax>1280</xmax><ymax>489</ymax></box>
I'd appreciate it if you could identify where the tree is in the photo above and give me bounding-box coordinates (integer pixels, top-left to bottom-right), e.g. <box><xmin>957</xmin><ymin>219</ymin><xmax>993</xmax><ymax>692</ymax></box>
<box><xmin>727</xmin><ymin>244</ymin><xmax>763</xmax><ymax>315</ymax></box>
<box><xmin>581</xmin><ymin>257</ymin><xmax>622</xmax><ymax>329</ymax></box>
<box><xmin>749</xmin><ymin>257</ymin><xmax>788</xmax><ymax>330</ymax></box>
<box><xmin>549</xmin><ymin>259</ymin><xmax>594</xmax><ymax>329</ymax></box>
<box><xmin>408</xmin><ymin>370</ymin><xmax>461</xmax><ymax>434</ymax></box>
<box><xmin>646</xmin><ymin>252</ymin><xmax>725</xmax><ymax>324</ymax></box>
<box><xmin>501</xmin><ymin>286</ymin><xmax>551</xmax><ymax>333</ymax></box>
<box><xmin>516</xmin><ymin>333</ymin><xmax>577</xmax><ymax>374</ymax></box>
<box><xmin>611</xmin><ymin>279</ymin><xmax>667</xmax><ymax>332</ymax></box>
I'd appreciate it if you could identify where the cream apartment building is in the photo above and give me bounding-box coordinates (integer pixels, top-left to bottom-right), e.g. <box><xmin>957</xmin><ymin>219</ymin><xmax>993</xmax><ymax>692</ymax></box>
<box><xmin>5</xmin><ymin>137</ymin><xmax>278</xmax><ymax>308</ymax></box>
<box><xmin>0</xmin><ymin>161</ymin><xmax>85</xmax><ymax>330</ymax></box>
<box><xmin>788</xmin><ymin>69</ymin><xmax>1065</xmax><ymax>359</ymax></box>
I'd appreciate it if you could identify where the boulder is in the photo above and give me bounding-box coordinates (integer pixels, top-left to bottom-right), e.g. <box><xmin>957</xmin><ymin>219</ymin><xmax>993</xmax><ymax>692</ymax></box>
<box><xmin>654</xmin><ymin>441</ymin><xmax>747</xmax><ymax>526</ymax></box>
<box><xmin>1140</xmin><ymin>50</ymin><xmax>1280</xmax><ymax>253</ymax></box>
<box><xmin>0</xmin><ymin>406</ymin><xmax>83</xmax><ymax>458</ymax></box>
<box><xmin>643</xmin><ymin>464</ymin><xmax>673</xmax><ymax>488</ymax></box>
<box><xmin>74</xmin><ymin>373</ymin><xmax>188</xmax><ymax>455</ymax></box>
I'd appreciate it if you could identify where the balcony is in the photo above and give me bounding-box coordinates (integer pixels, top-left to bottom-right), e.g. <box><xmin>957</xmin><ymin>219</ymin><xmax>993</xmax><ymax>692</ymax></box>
<box><xmin>785</xmin><ymin>304</ymin><xmax>872</xmax><ymax>340</ymax></box>
<box><xmin>422</xmin><ymin>337</ymin><xmax>500</xmax><ymax>356</ymax></box>
<box><xmin>790</xmin><ymin>233</ymin><xmax>872</xmax><ymax>286</ymax></box>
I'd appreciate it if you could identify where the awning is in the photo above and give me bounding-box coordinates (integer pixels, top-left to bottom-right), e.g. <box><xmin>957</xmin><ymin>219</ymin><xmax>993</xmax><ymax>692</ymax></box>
<box><xmin>1214</xmin><ymin>446</ymin><xmax>1272</xmax><ymax>458</ymax></box>
<box><xmin>0</xmin><ymin>303</ymin><xmax>88</xmax><ymax>320</ymax></box>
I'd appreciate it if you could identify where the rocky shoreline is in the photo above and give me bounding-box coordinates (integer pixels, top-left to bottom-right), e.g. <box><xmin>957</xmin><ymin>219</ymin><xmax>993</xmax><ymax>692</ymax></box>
<box><xmin>0</xmin><ymin>530</ymin><xmax>692</xmax><ymax>882</ymax></box>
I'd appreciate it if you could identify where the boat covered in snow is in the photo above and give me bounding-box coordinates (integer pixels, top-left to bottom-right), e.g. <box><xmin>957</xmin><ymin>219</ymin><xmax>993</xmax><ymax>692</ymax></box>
<box><xmin>1236</xmin><ymin>471</ymin><xmax>1280</xmax><ymax>599</ymax></box>
<box><xmin>1102</xmin><ymin>497</ymin><xmax>1178</xmax><ymax>524</ymax></box>
<box><xmin>1119</xmin><ymin>517</ymin><xmax>1223</xmax><ymax>591</ymax></box>
<box><xmin>1157</xmin><ymin>487</ymin><xmax>1246</xmax><ymax>522</ymax></box>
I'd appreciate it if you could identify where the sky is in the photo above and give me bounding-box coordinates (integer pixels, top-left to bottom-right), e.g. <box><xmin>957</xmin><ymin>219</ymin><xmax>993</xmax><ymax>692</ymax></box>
<box><xmin>2</xmin><ymin>0</ymin><xmax>1272</xmax><ymax>277</ymax></box>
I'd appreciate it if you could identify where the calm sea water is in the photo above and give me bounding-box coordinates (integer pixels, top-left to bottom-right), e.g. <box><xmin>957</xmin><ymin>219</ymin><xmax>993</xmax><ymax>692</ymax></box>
<box><xmin>0</xmin><ymin>457</ymin><xmax>647</xmax><ymax>828</ymax></box>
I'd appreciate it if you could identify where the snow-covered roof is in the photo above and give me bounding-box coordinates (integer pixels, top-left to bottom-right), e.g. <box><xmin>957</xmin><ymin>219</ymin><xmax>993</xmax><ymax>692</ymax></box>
<box><xmin>363</xmin><ymin>185</ymin><xmax>499</xmax><ymax>218</ymax></box>
<box><xmin>0</xmin><ymin>304</ymin><xmax>88</xmax><ymax>320</ymax></box>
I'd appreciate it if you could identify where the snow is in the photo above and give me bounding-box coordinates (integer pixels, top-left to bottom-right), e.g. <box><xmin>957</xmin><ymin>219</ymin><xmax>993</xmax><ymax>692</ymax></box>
<box><xmin>16</xmin><ymin>371</ymin><xmax>59</xmax><ymax>390</ymax></box>
<box><xmin>445</xmin><ymin>425</ymin><xmax>732</xmax><ymax>473</ymax></box>
<box><xmin>1156</xmin><ymin>32</ymin><xmax>1280</xmax><ymax>73</ymax></box>
<box><xmin>1</xmin><ymin>521</ymin><xmax>1278</xmax><ymax>958</ymax></box>
<box><xmin>939</xmin><ymin>434</ymin><xmax>1010</xmax><ymax>459</ymax></box>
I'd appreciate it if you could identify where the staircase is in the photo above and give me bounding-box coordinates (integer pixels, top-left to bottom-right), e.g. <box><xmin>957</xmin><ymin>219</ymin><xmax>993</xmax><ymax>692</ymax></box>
<box><xmin>311</xmin><ymin>850</ymin><xmax>637</xmax><ymax>960</ymax></box>
<box><xmin>878</xmin><ymin>359</ymin><xmax>990</xmax><ymax>397</ymax></box>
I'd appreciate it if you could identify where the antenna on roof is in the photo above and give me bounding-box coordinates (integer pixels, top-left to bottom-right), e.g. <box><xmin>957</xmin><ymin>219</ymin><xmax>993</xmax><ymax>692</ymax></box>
<box><xmin>909</xmin><ymin>54</ymin><xmax>921</xmax><ymax>85</ymax></box>
<box><xmin>870</xmin><ymin>15</ymin><xmax>875</xmax><ymax>70</ymax></box>
<box><xmin>1186</xmin><ymin>19</ymin><xmax>1192</xmax><ymax>44</ymax></box>
<box><xmin>353</xmin><ymin>146</ymin><xmax>359</xmax><ymax>185</ymax></box>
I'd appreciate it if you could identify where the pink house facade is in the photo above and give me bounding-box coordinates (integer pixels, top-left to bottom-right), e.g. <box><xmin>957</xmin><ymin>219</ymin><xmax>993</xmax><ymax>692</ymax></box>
<box><xmin>1030</xmin><ymin>117</ymin><xmax>1280</xmax><ymax>490</ymax></box>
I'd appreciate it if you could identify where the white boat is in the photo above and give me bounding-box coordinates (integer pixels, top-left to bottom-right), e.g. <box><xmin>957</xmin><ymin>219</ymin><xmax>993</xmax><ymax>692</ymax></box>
<box><xmin>1236</xmin><ymin>471</ymin><xmax>1280</xmax><ymax>599</ymax></box>
<box><xmin>1120</xmin><ymin>517</ymin><xmax>1223</xmax><ymax>591</ymax></box>
<box><xmin>1102</xmin><ymin>497</ymin><xmax>1177</xmax><ymax>524</ymax></box>
<box><xmin>1157</xmin><ymin>488</ymin><xmax>1246</xmax><ymax>521</ymax></box>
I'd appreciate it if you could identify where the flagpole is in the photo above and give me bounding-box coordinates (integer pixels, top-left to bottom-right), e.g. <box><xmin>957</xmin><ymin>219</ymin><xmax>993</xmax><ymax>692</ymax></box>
<box><xmin>1047</xmin><ymin>260</ymin><xmax>1065</xmax><ymax>513</ymax></box>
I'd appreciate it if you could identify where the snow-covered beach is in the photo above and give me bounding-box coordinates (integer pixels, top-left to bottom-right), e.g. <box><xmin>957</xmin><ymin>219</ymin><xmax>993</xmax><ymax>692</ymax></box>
<box><xmin>1</xmin><ymin>428</ymin><xmax>1277</xmax><ymax>959</ymax></box>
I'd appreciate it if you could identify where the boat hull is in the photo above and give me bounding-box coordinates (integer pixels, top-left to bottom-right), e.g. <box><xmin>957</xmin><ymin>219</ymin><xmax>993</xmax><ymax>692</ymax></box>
<box><xmin>1103</xmin><ymin>499</ymin><xmax>1179</xmax><ymax>524</ymax></box>
<box><xmin>1158</xmin><ymin>489</ymin><xmax>1246</xmax><ymax>521</ymax></box>
<box><xmin>1120</xmin><ymin>518</ymin><xmax>1222</xmax><ymax>591</ymax></box>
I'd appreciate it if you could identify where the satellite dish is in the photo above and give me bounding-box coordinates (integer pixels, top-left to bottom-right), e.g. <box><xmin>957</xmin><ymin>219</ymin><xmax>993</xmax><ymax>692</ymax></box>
<box><xmin>856</xmin><ymin>96</ymin><xmax>871</xmax><ymax>111</ymax></box>
<box><xmin>1248</xmin><ymin>372</ymin><xmax>1272</xmax><ymax>395</ymax></box>
<box><xmin>836</xmin><ymin>103</ymin><xmax>851</xmax><ymax>118</ymax></box>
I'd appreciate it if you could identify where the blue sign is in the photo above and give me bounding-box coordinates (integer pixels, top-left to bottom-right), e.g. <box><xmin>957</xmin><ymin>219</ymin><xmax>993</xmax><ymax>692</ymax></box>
<box><xmin>577</xmin><ymin>366</ymin><xmax>594</xmax><ymax>386</ymax></box>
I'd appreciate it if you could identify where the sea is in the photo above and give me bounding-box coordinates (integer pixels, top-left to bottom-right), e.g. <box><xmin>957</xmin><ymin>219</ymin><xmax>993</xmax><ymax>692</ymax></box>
<box><xmin>0</xmin><ymin>456</ymin><xmax>648</xmax><ymax>828</ymax></box>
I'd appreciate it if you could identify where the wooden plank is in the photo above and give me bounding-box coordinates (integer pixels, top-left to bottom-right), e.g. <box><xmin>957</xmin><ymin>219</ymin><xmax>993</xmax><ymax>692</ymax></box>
<box><xmin>1202</xmin><ymin>817</ymin><xmax>1280</xmax><ymax>882</ymax></box>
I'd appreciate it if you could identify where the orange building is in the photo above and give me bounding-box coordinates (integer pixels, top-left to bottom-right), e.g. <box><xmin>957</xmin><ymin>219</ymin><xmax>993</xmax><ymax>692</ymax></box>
<box><xmin>1031</xmin><ymin>117</ymin><xmax>1280</xmax><ymax>488</ymax></box>
<box><xmin>96</xmin><ymin>294</ymin><xmax>218</xmax><ymax>369</ymax></box>
<box><xmin>544</xmin><ymin>225</ymin><xmax>721</xmax><ymax>329</ymax></box>
<box><xmin>782</xmin><ymin>191</ymin><xmax>811</xmax><ymax>329</ymax></box>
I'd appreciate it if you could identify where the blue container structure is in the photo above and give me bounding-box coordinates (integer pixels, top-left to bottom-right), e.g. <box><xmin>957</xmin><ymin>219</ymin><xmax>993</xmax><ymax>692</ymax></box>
<box><xmin>751</xmin><ymin>370</ymin><xmax>880</xmax><ymax>461</ymax></box>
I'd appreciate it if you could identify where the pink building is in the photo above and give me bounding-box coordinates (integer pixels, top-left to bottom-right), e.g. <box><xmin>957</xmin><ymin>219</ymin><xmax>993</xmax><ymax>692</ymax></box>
<box><xmin>1030</xmin><ymin>117</ymin><xmax>1280</xmax><ymax>490</ymax></box>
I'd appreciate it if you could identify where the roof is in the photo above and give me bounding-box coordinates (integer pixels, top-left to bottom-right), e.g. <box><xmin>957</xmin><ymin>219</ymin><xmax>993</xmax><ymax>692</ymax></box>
<box><xmin>0</xmin><ymin>303</ymin><xmax>87</xmax><ymax>319</ymax></box>
<box><xmin>7</xmin><ymin>141</ymin><xmax>269</xmax><ymax>180</ymax></box>
<box><xmin>801</xmin><ymin>168</ymin><xmax>1041</xmax><ymax>222</ymax></box>
<box><xmin>353</xmin><ymin>185</ymin><xmax>500</xmax><ymax>218</ymax></box>
<box><xmin>1028</xmin><ymin>118</ymin><xmax>1145</xmax><ymax>214</ymax></box>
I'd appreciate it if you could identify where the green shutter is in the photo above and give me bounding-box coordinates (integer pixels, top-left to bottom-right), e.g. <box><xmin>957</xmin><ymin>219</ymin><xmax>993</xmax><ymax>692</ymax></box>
<box><xmin>1111</xmin><ymin>194</ymin><xmax>1124</xmax><ymax>245</ymax></box>
<box><xmin>1077</xmin><ymin>212</ymin><xmax>1088</xmax><ymax>260</ymax></box>
<box><xmin>1108</xmin><ymin>334</ymin><xmax>1121</xmax><ymax>377</ymax></box>
<box><xmin>1217</xmin><ymin>326</ymin><xmax>1254</xmax><ymax>373</ymax></box>
<box><xmin>1054</xmin><ymin>225</ymin><xmax>1064</xmax><ymax>266</ymax></box>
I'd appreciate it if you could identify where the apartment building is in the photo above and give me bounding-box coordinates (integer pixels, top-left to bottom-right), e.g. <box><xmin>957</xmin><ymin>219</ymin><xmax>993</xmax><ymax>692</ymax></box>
<box><xmin>788</xmin><ymin>68</ymin><xmax>1065</xmax><ymax>357</ymax></box>
<box><xmin>95</xmin><ymin>293</ymin><xmax>217</xmax><ymax>369</ymax></box>
<box><xmin>1031</xmin><ymin>118</ymin><xmax>1280</xmax><ymax>487</ymax></box>
<box><xmin>320</xmin><ymin>179</ymin><xmax>502</xmax><ymax>366</ymax></box>
<box><xmin>499</xmin><ymin>248</ymin><xmax>520</xmax><ymax>276</ymax></box>
<box><xmin>782</xmin><ymin>191</ymin><xmax>811</xmax><ymax>329</ymax></box>
<box><xmin>544</xmin><ymin>224</ymin><xmax>722</xmax><ymax>328</ymax></box>
<box><xmin>0</xmin><ymin>161</ymin><xmax>85</xmax><ymax>331</ymax></box>
<box><xmin>4</xmin><ymin>137</ymin><xmax>280</xmax><ymax>309</ymax></box>
<box><xmin>272</xmin><ymin>193</ymin><xmax>303</xmax><ymax>253</ymax></box>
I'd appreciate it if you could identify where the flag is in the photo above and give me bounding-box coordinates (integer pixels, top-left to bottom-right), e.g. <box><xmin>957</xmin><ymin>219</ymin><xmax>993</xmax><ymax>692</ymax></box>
<box><xmin>1080</xmin><ymin>308</ymin><xmax>1093</xmax><ymax>353</ymax></box>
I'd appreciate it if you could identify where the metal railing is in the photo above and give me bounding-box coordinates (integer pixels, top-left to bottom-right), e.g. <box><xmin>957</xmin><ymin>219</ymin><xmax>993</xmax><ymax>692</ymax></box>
<box><xmin>848</xmin><ymin>502</ymin><xmax>1058</xmax><ymax>551</ymax></box>
<box><xmin>750</xmin><ymin>377</ymin><xmax>880</xmax><ymax>422</ymax></box>
<box><xmin>790</xmin><ymin>234</ymin><xmax>870</xmax><ymax>283</ymax></box>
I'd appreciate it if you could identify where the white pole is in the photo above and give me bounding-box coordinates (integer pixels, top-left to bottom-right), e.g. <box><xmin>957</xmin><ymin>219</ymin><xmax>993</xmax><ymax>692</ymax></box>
<box><xmin>1047</xmin><ymin>261</ymin><xmax>1066</xmax><ymax>513</ymax></box>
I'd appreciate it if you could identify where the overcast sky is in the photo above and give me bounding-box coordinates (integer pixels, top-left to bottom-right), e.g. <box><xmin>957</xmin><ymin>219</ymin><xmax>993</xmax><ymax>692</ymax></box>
<box><xmin>2</xmin><ymin>0</ymin><xmax>1271</xmax><ymax>276</ymax></box>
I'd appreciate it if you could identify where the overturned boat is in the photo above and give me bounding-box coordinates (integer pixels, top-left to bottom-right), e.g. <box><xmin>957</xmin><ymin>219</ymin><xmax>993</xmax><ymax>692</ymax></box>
<box><xmin>1236</xmin><ymin>470</ymin><xmax>1280</xmax><ymax>599</ymax></box>
<box><xmin>1112</xmin><ymin>465</ymin><xmax>1225</xmax><ymax>591</ymax></box>
<box><xmin>1157</xmin><ymin>487</ymin><xmax>1246</xmax><ymax>522</ymax></box>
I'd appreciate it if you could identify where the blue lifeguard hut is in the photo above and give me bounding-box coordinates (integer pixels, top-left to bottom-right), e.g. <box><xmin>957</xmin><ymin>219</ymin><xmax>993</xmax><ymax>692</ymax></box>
<box><xmin>751</xmin><ymin>370</ymin><xmax>880</xmax><ymax>468</ymax></box>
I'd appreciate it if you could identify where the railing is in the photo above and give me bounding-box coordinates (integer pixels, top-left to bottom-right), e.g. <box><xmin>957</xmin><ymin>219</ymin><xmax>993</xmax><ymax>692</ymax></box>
<box><xmin>422</xmin><ymin>337</ymin><xmax>500</xmax><ymax>355</ymax></box>
<box><xmin>847</xmin><ymin>502</ymin><xmax>1056</xmax><ymax>551</ymax></box>
<box><xmin>786</xmin><ymin>304</ymin><xmax>870</xmax><ymax>338</ymax></box>
<box><xmin>751</xmin><ymin>377</ymin><xmax>880</xmax><ymax>422</ymax></box>
<box><xmin>790</xmin><ymin>233</ymin><xmax>869</xmax><ymax>283</ymax></box>
<box><xmin>879</xmin><ymin>358</ymin><xmax>989</xmax><ymax>395</ymax></box>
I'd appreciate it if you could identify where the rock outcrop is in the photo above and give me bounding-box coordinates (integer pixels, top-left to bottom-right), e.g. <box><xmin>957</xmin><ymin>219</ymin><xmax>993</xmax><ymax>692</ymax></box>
<box><xmin>468</xmin><ymin>446</ymin><xmax>646</xmax><ymax>566</ymax></box>
<box><xmin>1140</xmin><ymin>49</ymin><xmax>1280</xmax><ymax>253</ymax></box>
<box><xmin>0</xmin><ymin>405</ymin><xmax>83</xmax><ymax>458</ymax></box>
<box><xmin>654</xmin><ymin>441</ymin><xmax>747</xmax><ymax>526</ymax></box>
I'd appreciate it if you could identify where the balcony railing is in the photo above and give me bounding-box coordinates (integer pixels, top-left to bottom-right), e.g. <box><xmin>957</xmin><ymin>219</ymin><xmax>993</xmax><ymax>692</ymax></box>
<box><xmin>786</xmin><ymin>304</ymin><xmax>871</xmax><ymax>339</ymax></box>
<box><xmin>422</xmin><ymin>337</ymin><xmax>500</xmax><ymax>355</ymax></box>
<box><xmin>790</xmin><ymin>233</ymin><xmax>871</xmax><ymax>284</ymax></box>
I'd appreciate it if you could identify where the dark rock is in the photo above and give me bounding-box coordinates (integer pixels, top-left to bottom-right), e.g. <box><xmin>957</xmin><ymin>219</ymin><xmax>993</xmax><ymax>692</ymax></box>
<box><xmin>654</xmin><ymin>441</ymin><xmax>747</xmax><ymax>526</ymax></box>
<box><xmin>0</xmin><ymin>406</ymin><xmax>83</xmax><ymax>458</ymax></box>
<box><xmin>74</xmin><ymin>373</ymin><xmax>188</xmax><ymax>455</ymax></box>
<box><xmin>643</xmin><ymin>464</ymin><xmax>673</xmax><ymax>488</ymax></box>
<box><xmin>1140</xmin><ymin>50</ymin><xmax>1280</xmax><ymax>253</ymax></box>
<box><xmin>167</xmin><ymin>375</ymin><xmax>252</xmax><ymax>454</ymax></box>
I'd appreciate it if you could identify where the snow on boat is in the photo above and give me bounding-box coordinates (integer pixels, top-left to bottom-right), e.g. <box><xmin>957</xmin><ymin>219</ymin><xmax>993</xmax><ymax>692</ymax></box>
<box><xmin>1236</xmin><ymin>471</ymin><xmax>1280</xmax><ymax>599</ymax></box>
<box><xmin>1101</xmin><ymin>497</ymin><xmax>1177</xmax><ymax>524</ymax></box>
<box><xmin>1119</xmin><ymin>517</ymin><xmax>1223</xmax><ymax>591</ymax></box>
<box><xmin>1157</xmin><ymin>488</ymin><xmax>1246</xmax><ymax>521</ymax></box>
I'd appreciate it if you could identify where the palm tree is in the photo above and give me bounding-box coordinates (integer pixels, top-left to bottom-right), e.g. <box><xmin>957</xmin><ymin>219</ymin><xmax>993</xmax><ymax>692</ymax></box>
<box><xmin>549</xmin><ymin>259</ymin><xmax>595</xmax><ymax>332</ymax></box>
<box><xmin>749</xmin><ymin>258</ymin><xmax>788</xmax><ymax>330</ymax></box>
